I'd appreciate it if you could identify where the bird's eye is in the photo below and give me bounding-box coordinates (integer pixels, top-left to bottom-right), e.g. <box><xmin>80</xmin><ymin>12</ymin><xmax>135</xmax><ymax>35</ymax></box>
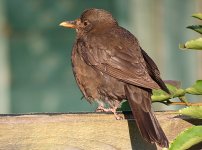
<box><xmin>84</xmin><ymin>21</ymin><xmax>88</xmax><ymax>26</ymax></box>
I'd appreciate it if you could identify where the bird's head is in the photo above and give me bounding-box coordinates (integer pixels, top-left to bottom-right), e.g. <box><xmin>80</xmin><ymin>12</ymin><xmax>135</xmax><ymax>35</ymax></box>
<box><xmin>60</xmin><ymin>8</ymin><xmax>118</xmax><ymax>35</ymax></box>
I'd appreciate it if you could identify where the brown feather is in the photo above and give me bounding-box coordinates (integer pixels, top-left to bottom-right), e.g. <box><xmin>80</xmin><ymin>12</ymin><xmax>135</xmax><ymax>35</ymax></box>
<box><xmin>141</xmin><ymin>48</ymin><xmax>170</xmax><ymax>94</ymax></box>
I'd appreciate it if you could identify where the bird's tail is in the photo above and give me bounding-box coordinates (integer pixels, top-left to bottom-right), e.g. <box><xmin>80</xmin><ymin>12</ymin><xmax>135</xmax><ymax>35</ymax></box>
<box><xmin>125</xmin><ymin>84</ymin><xmax>169</xmax><ymax>148</ymax></box>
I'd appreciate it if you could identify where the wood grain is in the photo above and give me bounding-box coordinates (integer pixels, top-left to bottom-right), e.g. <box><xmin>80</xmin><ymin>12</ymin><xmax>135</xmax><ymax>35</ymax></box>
<box><xmin>0</xmin><ymin>112</ymin><xmax>201</xmax><ymax>150</ymax></box>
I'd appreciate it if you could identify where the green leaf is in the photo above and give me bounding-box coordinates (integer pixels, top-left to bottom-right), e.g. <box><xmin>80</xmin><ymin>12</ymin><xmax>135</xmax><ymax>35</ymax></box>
<box><xmin>151</xmin><ymin>88</ymin><xmax>170</xmax><ymax>102</ymax></box>
<box><xmin>180</xmin><ymin>38</ymin><xmax>202</xmax><ymax>50</ymax></box>
<box><xmin>152</xmin><ymin>84</ymin><xmax>185</xmax><ymax>102</ymax></box>
<box><xmin>192</xmin><ymin>13</ymin><xmax>202</xmax><ymax>20</ymax></box>
<box><xmin>178</xmin><ymin>106</ymin><xmax>202</xmax><ymax>119</ymax></box>
<box><xmin>186</xmin><ymin>80</ymin><xmax>202</xmax><ymax>95</ymax></box>
<box><xmin>185</xmin><ymin>38</ymin><xmax>202</xmax><ymax>49</ymax></box>
<box><xmin>187</xmin><ymin>25</ymin><xmax>202</xmax><ymax>34</ymax></box>
<box><xmin>169</xmin><ymin>126</ymin><xmax>202</xmax><ymax>150</ymax></box>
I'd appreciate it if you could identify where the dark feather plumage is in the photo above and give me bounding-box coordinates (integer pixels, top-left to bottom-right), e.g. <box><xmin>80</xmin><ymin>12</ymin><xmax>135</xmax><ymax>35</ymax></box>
<box><xmin>61</xmin><ymin>8</ymin><xmax>169</xmax><ymax>148</ymax></box>
<box><xmin>141</xmin><ymin>48</ymin><xmax>170</xmax><ymax>94</ymax></box>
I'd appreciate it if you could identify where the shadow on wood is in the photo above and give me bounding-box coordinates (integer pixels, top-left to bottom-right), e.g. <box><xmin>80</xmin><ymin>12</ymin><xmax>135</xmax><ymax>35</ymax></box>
<box><xmin>123</xmin><ymin>111</ymin><xmax>157</xmax><ymax>150</ymax></box>
<box><xmin>127</xmin><ymin>120</ymin><xmax>157</xmax><ymax>150</ymax></box>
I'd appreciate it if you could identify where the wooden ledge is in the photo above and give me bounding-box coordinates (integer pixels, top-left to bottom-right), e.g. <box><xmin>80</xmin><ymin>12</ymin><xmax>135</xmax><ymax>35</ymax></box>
<box><xmin>0</xmin><ymin>111</ymin><xmax>201</xmax><ymax>150</ymax></box>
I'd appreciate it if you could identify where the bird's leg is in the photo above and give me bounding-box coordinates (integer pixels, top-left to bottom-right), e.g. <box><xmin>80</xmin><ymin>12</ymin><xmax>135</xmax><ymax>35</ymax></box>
<box><xmin>109</xmin><ymin>107</ymin><xmax>123</xmax><ymax>120</ymax></box>
<box><xmin>96</xmin><ymin>100</ymin><xmax>122</xmax><ymax>120</ymax></box>
<box><xmin>96</xmin><ymin>102</ymin><xmax>106</xmax><ymax>112</ymax></box>
<box><xmin>110</xmin><ymin>100</ymin><xmax>122</xmax><ymax>120</ymax></box>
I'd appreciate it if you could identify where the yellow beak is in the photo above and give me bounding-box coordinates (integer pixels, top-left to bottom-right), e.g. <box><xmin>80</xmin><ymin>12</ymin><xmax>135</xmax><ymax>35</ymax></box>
<box><xmin>59</xmin><ymin>21</ymin><xmax>76</xmax><ymax>28</ymax></box>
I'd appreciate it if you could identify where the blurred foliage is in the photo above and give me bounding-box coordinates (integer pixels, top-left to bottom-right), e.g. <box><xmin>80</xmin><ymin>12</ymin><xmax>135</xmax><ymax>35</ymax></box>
<box><xmin>180</xmin><ymin>38</ymin><xmax>202</xmax><ymax>50</ymax></box>
<box><xmin>169</xmin><ymin>126</ymin><xmax>202</xmax><ymax>150</ymax></box>
<box><xmin>187</xmin><ymin>25</ymin><xmax>202</xmax><ymax>34</ymax></box>
<box><xmin>192</xmin><ymin>13</ymin><xmax>202</xmax><ymax>20</ymax></box>
<box><xmin>186</xmin><ymin>80</ymin><xmax>202</xmax><ymax>95</ymax></box>
<box><xmin>152</xmin><ymin>83</ymin><xmax>185</xmax><ymax>102</ymax></box>
<box><xmin>180</xmin><ymin>13</ymin><xmax>202</xmax><ymax>50</ymax></box>
<box><xmin>169</xmin><ymin>13</ymin><xmax>202</xmax><ymax>150</ymax></box>
<box><xmin>178</xmin><ymin>106</ymin><xmax>202</xmax><ymax>119</ymax></box>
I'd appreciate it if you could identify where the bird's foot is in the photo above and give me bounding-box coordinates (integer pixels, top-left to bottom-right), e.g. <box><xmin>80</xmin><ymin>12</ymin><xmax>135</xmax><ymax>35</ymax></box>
<box><xmin>96</xmin><ymin>106</ymin><xmax>123</xmax><ymax>120</ymax></box>
<box><xmin>112</xmin><ymin>110</ymin><xmax>123</xmax><ymax>120</ymax></box>
<box><xmin>95</xmin><ymin>105</ymin><xmax>106</xmax><ymax>112</ymax></box>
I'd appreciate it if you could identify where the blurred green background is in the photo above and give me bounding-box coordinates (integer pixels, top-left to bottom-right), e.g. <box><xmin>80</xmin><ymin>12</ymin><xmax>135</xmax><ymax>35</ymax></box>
<box><xmin>0</xmin><ymin>0</ymin><xmax>202</xmax><ymax>113</ymax></box>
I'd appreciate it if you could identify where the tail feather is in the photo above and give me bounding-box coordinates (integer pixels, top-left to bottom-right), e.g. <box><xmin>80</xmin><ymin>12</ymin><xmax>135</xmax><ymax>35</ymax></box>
<box><xmin>125</xmin><ymin>84</ymin><xmax>169</xmax><ymax>148</ymax></box>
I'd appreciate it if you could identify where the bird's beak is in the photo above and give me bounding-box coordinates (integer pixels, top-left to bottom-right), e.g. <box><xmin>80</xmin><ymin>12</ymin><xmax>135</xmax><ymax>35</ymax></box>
<box><xmin>59</xmin><ymin>20</ymin><xmax>76</xmax><ymax>29</ymax></box>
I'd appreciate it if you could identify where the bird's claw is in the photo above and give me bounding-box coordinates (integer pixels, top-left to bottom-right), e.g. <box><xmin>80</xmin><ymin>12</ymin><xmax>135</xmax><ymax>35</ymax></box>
<box><xmin>95</xmin><ymin>106</ymin><xmax>123</xmax><ymax>120</ymax></box>
<box><xmin>95</xmin><ymin>105</ymin><xmax>106</xmax><ymax>112</ymax></box>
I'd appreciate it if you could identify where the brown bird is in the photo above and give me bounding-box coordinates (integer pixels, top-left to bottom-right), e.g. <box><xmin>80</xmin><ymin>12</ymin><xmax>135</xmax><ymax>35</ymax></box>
<box><xmin>60</xmin><ymin>8</ymin><xmax>170</xmax><ymax>148</ymax></box>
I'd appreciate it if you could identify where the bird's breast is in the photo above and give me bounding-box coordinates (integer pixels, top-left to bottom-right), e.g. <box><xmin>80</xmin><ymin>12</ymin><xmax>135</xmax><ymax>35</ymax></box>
<box><xmin>71</xmin><ymin>43</ymin><xmax>101</xmax><ymax>102</ymax></box>
<box><xmin>71</xmin><ymin>41</ymin><xmax>125</xmax><ymax>103</ymax></box>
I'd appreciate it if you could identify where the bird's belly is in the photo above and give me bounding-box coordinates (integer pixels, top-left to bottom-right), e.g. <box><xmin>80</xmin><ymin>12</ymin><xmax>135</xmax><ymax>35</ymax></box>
<box><xmin>72</xmin><ymin>50</ymin><xmax>125</xmax><ymax>103</ymax></box>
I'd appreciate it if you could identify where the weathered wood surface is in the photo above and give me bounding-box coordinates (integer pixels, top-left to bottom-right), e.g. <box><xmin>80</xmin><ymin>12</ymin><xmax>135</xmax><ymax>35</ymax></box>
<box><xmin>0</xmin><ymin>111</ymin><xmax>201</xmax><ymax>150</ymax></box>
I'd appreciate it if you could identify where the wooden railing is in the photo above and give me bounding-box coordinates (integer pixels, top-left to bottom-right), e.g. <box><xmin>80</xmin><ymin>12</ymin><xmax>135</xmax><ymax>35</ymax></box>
<box><xmin>0</xmin><ymin>111</ymin><xmax>201</xmax><ymax>150</ymax></box>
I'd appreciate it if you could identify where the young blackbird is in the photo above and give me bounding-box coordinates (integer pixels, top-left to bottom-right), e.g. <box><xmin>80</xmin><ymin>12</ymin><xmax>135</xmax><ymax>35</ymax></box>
<box><xmin>60</xmin><ymin>8</ymin><xmax>170</xmax><ymax>148</ymax></box>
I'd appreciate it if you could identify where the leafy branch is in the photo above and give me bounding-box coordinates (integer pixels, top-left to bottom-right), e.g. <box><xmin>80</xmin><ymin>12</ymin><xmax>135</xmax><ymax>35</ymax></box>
<box><xmin>167</xmin><ymin>13</ymin><xmax>202</xmax><ymax>150</ymax></box>
<box><xmin>152</xmin><ymin>80</ymin><xmax>202</xmax><ymax>106</ymax></box>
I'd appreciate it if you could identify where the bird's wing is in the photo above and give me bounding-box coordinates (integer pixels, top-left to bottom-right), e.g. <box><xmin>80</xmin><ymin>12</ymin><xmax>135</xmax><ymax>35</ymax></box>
<box><xmin>78</xmin><ymin>28</ymin><xmax>160</xmax><ymax>90</ymax></box>
<box><xmin>141</xmin><ymin>48</ymin><xmax>170</xmax><ymax>93</ymax></box>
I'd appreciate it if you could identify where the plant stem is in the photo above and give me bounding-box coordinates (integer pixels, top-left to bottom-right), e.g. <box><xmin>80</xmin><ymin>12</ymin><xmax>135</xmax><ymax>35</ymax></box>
<box><xmin>168</xmin><ymin>102</ymin><xmax>202</xmax><ymax>106</ymax></box>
